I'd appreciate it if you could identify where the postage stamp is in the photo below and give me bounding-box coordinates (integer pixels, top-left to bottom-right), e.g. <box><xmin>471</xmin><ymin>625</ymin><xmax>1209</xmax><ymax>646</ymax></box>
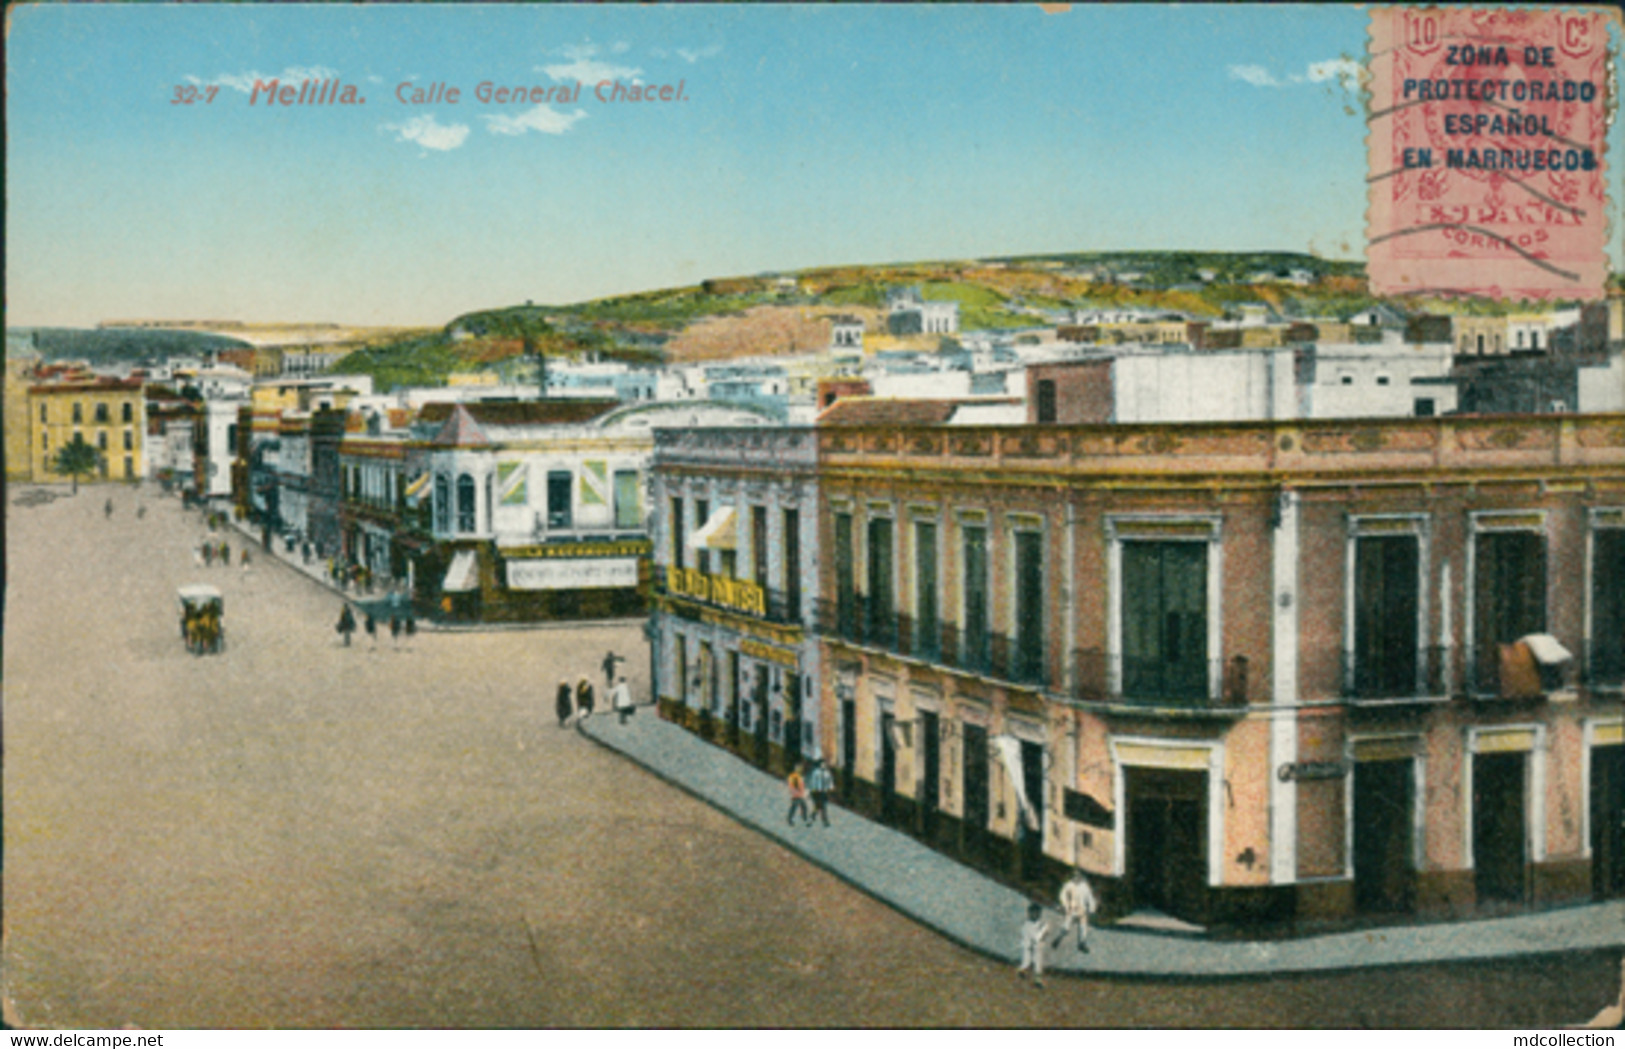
<box><xmin>1366</xmin><ymin>7</ymin><xmax>1612</xmax><ymax>300</ymax></box>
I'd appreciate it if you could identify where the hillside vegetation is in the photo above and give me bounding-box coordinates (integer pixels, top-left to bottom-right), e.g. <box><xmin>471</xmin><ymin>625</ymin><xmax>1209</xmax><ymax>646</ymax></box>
<box><xmin>25</xmin><ymin>253</ymin><xmax>1616</xmax><ymax>392</ymax></box>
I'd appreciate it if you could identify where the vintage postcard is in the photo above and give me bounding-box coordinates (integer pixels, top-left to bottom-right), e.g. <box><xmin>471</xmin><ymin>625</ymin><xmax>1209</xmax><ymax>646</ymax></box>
<box><xmin>5</xmin><ymin>2</ymin><xmax>1625</xmax><ymax>1036</ymax></box>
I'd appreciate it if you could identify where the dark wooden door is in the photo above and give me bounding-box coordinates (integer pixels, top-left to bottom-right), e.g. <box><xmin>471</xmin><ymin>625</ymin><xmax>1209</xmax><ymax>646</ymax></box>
<box><xmin>1125</xmin><ymin>766</ymin><xmax>1208</xmax><ymax>922</ymax></box>
<box><xmin>1354</xmin><ymin>759</ymin><xmax>1415</xmax><ymax>913</ymax></box>
<box><xmin>1474</xmin><ymin>751</ymin><xmax>1527</xmax><ymax>904</ymax></box>
<box><xmin>1592</xmin><ymin>744</ymin><xmax>1625</xmax><ymax>899</ymax></box>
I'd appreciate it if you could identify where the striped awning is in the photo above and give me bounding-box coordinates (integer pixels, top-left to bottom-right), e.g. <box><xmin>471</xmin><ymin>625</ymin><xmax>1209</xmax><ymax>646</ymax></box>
<box><xmin>688</xmin><ymin>506</ymin><xmax>737</xmax><ymax>550</ymax></box>
<box><xmin>404</xmin><ymin>472</ymin><xmax>432</xmax><ymax>506</ymax></box>
<box><xmin>442</xmin><ymin>549</ymin><xmax>478</xmax><ymax>593</ymax></box>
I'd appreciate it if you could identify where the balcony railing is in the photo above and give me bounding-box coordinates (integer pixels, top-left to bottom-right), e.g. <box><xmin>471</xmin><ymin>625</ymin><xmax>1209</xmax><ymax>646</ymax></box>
<box><xmin>816</xmin><ymin>598</ymin><xmax>1047</xmax><ymax>688</ymax></box>
<box><xmin>1071</xmin><ymin>647</ymin><xmax>1248</xmax><ymax>709</ymax></box>
<box><xmin>1582</xmin><ymin>639</ymin><xmax>1625</xmax><ymax>691</ymax></box>
<box><xmin>1340</xmin><ymin>646</ymin><xmax>1450</xmax><ymax>702</ymax></box>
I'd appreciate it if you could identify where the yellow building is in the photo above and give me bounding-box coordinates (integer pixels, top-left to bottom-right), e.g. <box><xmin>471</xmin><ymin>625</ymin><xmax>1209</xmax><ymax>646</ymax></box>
<box><xmin>29</xmin><ymin>377</ymin><xmax>147</xmax><ymax>484</ymax></box>
<box><xmin>1453</xmin><ymin>315</ymin><xmax>1507</xmax><ymax>357</ymax></box>
<box><xmin>5</xmin><ymin>356</ymin><xmax>40</xmax><ymax>481</ymax></box>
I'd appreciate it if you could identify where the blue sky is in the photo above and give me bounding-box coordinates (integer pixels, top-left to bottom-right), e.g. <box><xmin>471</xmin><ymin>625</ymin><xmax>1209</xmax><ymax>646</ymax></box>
<box><xmin>6</xmin><ymin>4</ymin><xmax>1619</xmax><ymax>327</ymax></box>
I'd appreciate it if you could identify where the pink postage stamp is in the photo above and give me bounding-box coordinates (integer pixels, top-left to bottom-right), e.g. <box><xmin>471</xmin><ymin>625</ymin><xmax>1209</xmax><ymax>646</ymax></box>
<box><xmin>1366</xmin><ymin>7</ymin><xmax>1612</xmax><ymax>300</ymax></box>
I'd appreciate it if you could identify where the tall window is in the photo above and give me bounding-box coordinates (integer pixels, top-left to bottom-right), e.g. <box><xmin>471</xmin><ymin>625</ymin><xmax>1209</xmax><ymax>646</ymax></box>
<box><xmin>867</xmin><ymin>517</ymin><xmax>895</xmax><ymax>646</ymax></box>
<box><xmin>1473</xmin><ymin>530</ymin><xmax>1546</xmax><ymax>693</ymax></box>
<box><xmin>694</xmin><ymin>499</ymin><xmax>710</xmax><ymax>574</ymax></box>
<box><xmin>1036</xmin><ymin>379</ymin><xmax>1058</xmax><ymax>423</ymax></box>
<box><xmin>547</xmin><ymin>471</ymin><xmax>572</xmax><ymax>530</ymax></box>
<box><xmin>122</xmin><ymin>402</ymin><xmax>133</xmax><ymax>423</ymax></box>
<box><xmin>962</xmin><ymin>523</ymin><xmax>990</xmax><ymax>672</ymax></box>
<box><xmin>1014</xmin><ymin>530</ymin><xmax>1045</xmax><ymax>683</ymax></box>
<box><xmin>752</xmin><ymin>505</ymin><xmax>769</xmax><ymax>584</ymax></box>
<box><xmin>73</xmin><ymin>403</ymin><xmax>82</xmax><ymax>424</ymax></box>
<box><xmin>1121</xmin><ymin>540</ymin><xmax>1209</xmax><ymax>702</ymax></box>
<box><xmin>456</xmin><ymin>473</ymin><xmax>477</xmax><ymax>533</ymax></box>
<box><xmin>1352</xmin><ymin>533</ymin><xmax>1421</xmax><ymax>698</ymax></box>
<box><xmin>39</xmin><ymin>404</ymin><xmax>46</xmax><ymax>423</ymax></box>
<box><xmin>783</xmin><ymin>508</ymin><xmax>801</xmax><ymax>622</ymax></box>
<box><xmin>434</xmin><ymin>475</ymin><xmax>450</xmax><ymax>533</ymax></box>
<box><xmin>914</xmin><ymin>520</ymin><xmax>939</xmax><ymax>660</ymax></box>
<box><xmin>1593</xmin><ymin>528</ymin><xmax>1625</xmax><ymax>685</ymax></box>
<box><xmin>835</xmin><ymin>512</ymin><xmax>855</xmax><ymax>637</ymax></box>
<box><xmin>95</xmin><ymin>403</ymin><xmax>109</xmax><ymax>424</ymax></box>
<box><xmin>123</xmin><ymin>431</ymin><xmax>133</xmax><ymax>451</ymax></box>
<box><xmin>613</xmin><ymin>470</ymin><xmax>641</xmax><ymax>530</ymax></box>
<box><xmin>670</xmin><ymin>496</ymin><xmax>685</xmax><ymax>570</ymax></box>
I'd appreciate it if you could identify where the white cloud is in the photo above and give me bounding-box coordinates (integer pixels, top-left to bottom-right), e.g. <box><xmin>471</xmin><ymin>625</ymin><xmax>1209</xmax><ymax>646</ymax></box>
<box><xmin>1228</xmin><ymin>64</ymin><xmax>1283</xmax><ymax>88</ymax></box>
<box><xmin>676</xmin><ymin>44</ymin><xmax>722</xmax><ymax>63</ymax></box>
<box><xmin>540</xmin><ymin>43</ymin><xmax>640</xmax><ymax>83</ymax></box>
<box><xmin>385</xmin><ymin>114</ymin><xmax>470</xmax><ymax>152</ymax></box>
<box><xmin>1230</xmin><ymin>57</ymin><xmax>1362</xmax><ymax>89</ymax></box>
<box><xmin>483</xmin><ymin>105</ymin><xmax>587</xmax><ymax>137</ymax></box>
<box><xmin>187</xmin><ymin>65</ymin><xmax>339</xmax><ymax>94</ymax></box>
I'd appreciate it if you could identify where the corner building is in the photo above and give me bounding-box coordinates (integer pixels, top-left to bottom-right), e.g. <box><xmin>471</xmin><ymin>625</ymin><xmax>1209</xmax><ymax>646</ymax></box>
<box><xmin>650</xmin><ymin>427</ymin><xmax>823</xmax><ymax>775</ymax></box>
<box><xmin>814</xmin><ymin>414</ymin><xmax>1625</xmax><ymax>929</ymax></box>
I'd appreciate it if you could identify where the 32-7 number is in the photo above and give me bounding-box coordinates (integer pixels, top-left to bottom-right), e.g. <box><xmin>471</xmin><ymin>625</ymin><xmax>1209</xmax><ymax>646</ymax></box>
<box><xmin>171</xmin><ymin>84</ymin><xmax>219</xmax><ymax>105</ymax></box>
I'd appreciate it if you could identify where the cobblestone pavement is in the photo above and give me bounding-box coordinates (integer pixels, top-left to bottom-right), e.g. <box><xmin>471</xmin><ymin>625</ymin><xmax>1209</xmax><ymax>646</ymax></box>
<box><xmin>4</xmin><ymin>485</ymin><xmax>1620</xmax><ymax>1029</ymax></box>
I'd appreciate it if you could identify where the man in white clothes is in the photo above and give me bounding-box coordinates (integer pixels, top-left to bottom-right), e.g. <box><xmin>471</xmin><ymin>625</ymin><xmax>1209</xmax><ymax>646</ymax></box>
<box><xmin>1016</xmin><ymin>902</ymin><xmax>1051</xmax><ymax>989</ymax></box>
<box><xmin>611</xmin><ymin>677</ymin><xmax>634</xmax><ymax>724</ymax></box>
<box><xmin>1054</xmin><ymin>868</ymin><xmax>1098</xmax><ymax>954</ymax></box>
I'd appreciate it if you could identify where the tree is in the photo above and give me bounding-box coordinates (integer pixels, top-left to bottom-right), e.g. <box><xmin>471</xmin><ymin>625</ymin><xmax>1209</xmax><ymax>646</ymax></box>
<box><xmin>52</xmin><ymin>433</ymin><xmax>102</xmax><ymax>494</ymax></box>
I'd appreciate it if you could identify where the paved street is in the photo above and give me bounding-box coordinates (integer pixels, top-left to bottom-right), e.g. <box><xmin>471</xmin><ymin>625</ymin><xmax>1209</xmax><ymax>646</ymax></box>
<box><xmin>4</xmin><ymin>484</ymin><xmax>1621</xmax><ymax>1028</ymax></box>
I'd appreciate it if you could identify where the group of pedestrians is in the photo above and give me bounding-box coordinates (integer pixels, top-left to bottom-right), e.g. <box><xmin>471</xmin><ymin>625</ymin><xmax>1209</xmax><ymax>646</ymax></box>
<box><xmin>556</xmin><ymin>650</ymin><xmax>636</xmax><ymax>727</ymax></box>
<box><xmin>785</xmin><ymin>759</ymin><xmax>835</xmax><ymax>827</ymax></box>
<box><xmin>1016</xmin><ymin>868</ymin><xmax>1098</xmax><ymax>989</ymax></box>
<box><xmin>195</xmin><ymin>538</ymin><xmax>249</xmax><ymax>570</ymax></box>
<box><xmin>335</xmin><ymin>603</ymin><xmax>415</xmax><ymax>648</ymax></box>
<box><xmin>104</xmin><ymin>496</ymin><xmax>147</xmax><ymax>520</ymax></box>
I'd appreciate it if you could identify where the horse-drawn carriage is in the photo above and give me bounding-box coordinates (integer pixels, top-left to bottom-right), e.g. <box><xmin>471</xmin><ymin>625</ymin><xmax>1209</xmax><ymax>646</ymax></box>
<box><xmin>178</xmin><ymin>584</ymin><xmax>225</xmax><ymax>655</ymax></box>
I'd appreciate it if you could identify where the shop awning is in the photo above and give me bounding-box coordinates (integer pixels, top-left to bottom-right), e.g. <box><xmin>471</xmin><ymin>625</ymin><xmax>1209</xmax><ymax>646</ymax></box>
<box><xmin>442</xmin><ymin>549</ymin><xmax>479</xmax><ymax>593</ymax></box>
<box><xmin>404</xmin><ymin>472</ymin><xmax>432</xmax><ymax>505</ymax></box>
<box><xmin>688</xmin><ymin>506</ymin><xmax>737</xmax><ymax>550</ymax></box>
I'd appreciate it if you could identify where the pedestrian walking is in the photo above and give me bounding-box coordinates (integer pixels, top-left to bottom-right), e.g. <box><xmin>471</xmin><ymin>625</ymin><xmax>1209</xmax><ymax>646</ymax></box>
<box><xmin>1016</xmin><ymin>902</ymin><xmax>1051</xmax><ymax>989</ymax></box>
<box><xmin>364</xmin><ymin>611</ymin><xmax>377</xmax><ymax>647</ymax></box>
<box><xmin>576</xmin><ymin>676</ymin><xmax>596</xmax><ymax>719</ymax></box>
<box><xmin>602</xmin><ymin>649</ymin><xmax>625</xmax><ymax>690</ymax></box>
<box><xmin>611</xmin><ymin>676</ymin><xmax>634</xmax><ymax>724</ymax></box>
<box><xmin>137</xmin><ymin>503</ymin><xmax>146</xmax><ymax>519</ymax></box>
<box><xmin>555</xmin><ymin>679</ymin><xmax>574</xmax><ymax>727</ymax></box>
<box><xmin>786</xmin><ymin>763</ymin><xmax>811</xmax><ymax>826</ymax></box>
<box><xmin>389</xmin><ymin>614</ymin><xmax>402</xmax><ymax>648</ymax></box>
<box><xmin>240</xmin><ymin>547</ymin><xmax>253</xmax><ymax>570</ymax></box>
<box><xmin>202</xmin><ymin>542</ymin><xmax>214</xmax><ymax>567</ymax></box>
<box><xmin>221</xmin><ymin>540</ymin><xmax>231</xmax><ymax>566</ymax></box>
<box><xmin>104</xmin><ymin>498</ymin><xmax>114</xmax><ymax>519</ymax></box>
<box><xmin>404</xmin><ymin>615</ymin><xmax>417</xmax><ymax>647</ymax></box>
<box><xmin>807</xmin><ymin>759</ymin><xmax>834</xmax><ymax>827</ymax></box>
<box><xmin>1053</xmin><ymin>869</ymin><xmax>1098</xmax><ymax>954</ymax></box>
<box><xmin>336</xmin><ymin>605</ymin><xmax>357</xmax><ymax>647</ymax></box>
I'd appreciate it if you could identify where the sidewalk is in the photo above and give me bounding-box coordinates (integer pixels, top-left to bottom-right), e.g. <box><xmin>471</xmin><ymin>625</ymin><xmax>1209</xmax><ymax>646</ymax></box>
<box><xmin>221</xmin><ymin>516</ymin><xmax>641</xmax><ymax>632</ymax></box>
<box><xmin>578</xmin><ymin>709</ymin><xmax>1625</xmax><ymax>979</ymax></box>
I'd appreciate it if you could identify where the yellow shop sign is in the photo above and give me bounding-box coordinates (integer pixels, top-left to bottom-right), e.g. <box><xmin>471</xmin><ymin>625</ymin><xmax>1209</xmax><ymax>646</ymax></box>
<box><xmin>668</xmin><ymin>566</ymin><xmax>766</xmax><ymax>617</ymax></box>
